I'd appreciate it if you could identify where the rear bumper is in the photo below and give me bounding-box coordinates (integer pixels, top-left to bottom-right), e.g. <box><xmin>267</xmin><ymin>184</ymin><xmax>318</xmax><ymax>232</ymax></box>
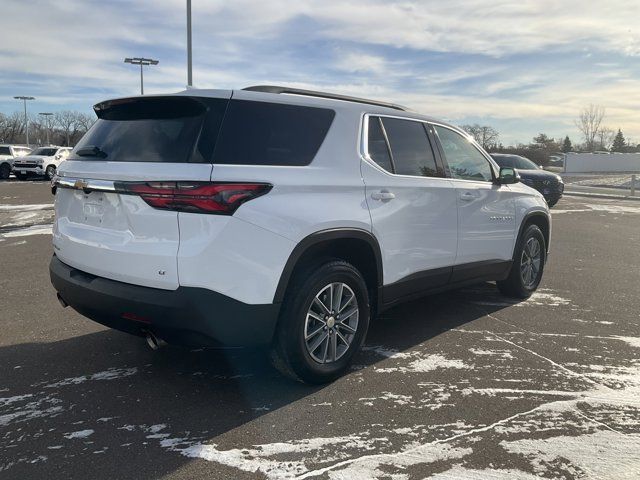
<box><xmin>50</xmin><ymin>255</ymin><xmax>280</xmax><ymax>347</ymax></box>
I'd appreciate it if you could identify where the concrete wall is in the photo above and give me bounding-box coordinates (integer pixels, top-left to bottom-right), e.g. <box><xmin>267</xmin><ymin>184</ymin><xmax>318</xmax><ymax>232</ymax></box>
<box><xmin>564</xmin><ymin>153</ymin><xmax>640</xmax><ymax>173</ymax></box>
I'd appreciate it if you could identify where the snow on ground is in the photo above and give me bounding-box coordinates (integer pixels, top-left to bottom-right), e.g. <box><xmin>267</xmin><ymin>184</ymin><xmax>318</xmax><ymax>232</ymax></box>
<box><xmin>0</xmin><ymin>203</ymin><xmax>53</xmax><ymax>212</ymax></box>
<box><xmin>64</xmin><ymin>429</ymin><xmax>94</xmax><ymax>439</ymax></box>
<box><xmin>566</xmin><ymin>174</ymin><xmax>638</xmax><ymax>190</ymax></box>
<box><xmin>0</xmin><ymin>224</ymin><xmax>52</xmax><ymax>238</ymax></box>
<box><xmin>553</xmin><ymin>203</ymin><xmax>640</xmax><ymax>215</ymax></box>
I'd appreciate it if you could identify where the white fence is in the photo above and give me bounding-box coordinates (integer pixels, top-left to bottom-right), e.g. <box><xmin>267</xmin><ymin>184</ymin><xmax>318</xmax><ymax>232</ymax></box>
<box><xmin>564</xmin><ymin>153</ymin><xmax>640</xmax><ymax>173</ymax></box>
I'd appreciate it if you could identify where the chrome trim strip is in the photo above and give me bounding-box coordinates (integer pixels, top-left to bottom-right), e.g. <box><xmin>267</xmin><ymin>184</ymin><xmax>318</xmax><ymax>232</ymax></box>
<box><xmin>54</xmin><ymin>176</ymin><xmax>116</xmax><ymax>193</ymax></box>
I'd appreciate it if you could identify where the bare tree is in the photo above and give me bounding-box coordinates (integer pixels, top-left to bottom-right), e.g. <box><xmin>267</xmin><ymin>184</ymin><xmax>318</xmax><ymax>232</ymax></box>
<box><xmin>0</xmin><ymin>112</ymin><xmax>26</xmax><ymax>144</ymax></box>
<box><xmin>54</xmin><ymin>110</ymin><xmax>78</xmax><ymax>146</ymax></box>
<box><xmin>75</xmin><ymin>113</ymin><xmax>95</xmax><ymax>132</ymax></box>
<box><xmin>461</xmin><ymin>124</ymin><xmax>500</xmax><ymax>150</ymax></box>
<box><xmin>575</xmin><ymin>104</ymin><xmax>605</xmax><ymax>152</ymax></box>
<box><xmin>596</xmin><ymin>126</ymin><xmax>615</xmax><ymax>151</ymax></box>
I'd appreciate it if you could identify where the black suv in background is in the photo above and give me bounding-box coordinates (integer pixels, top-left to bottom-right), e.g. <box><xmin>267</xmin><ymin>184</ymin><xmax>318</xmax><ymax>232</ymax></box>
<box><xmin>490</xmin><ymin>154</ymin><xmax>564</xmax><ymax>207</ymax></box>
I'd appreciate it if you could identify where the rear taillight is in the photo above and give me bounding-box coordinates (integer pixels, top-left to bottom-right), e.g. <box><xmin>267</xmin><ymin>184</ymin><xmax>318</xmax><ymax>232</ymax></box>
<box><xmin>116</xmin><ymin>182</ymin><xmax>272</xmax><ymax>215</ymax></box>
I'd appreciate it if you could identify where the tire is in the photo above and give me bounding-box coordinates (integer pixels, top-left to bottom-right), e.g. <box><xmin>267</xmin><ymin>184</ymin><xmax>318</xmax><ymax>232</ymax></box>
<box><xmin>497</xmin><ymin>224</ymin><xmax>546</xmax><ymax>299</ymax></box>
<box><xmin>547</xmin><ymin>199</ymin><xmax>558</xmax><ymax>208</ymax></box>
<box><xmin>270</xmin><ymin>260</ymin><xmax>371</xmax><ymax>384</ymax></box>
<box><xmin>45</xmin><ymin>165</ymin><xmax>56</xmax><ymax>180</ymax></box>
<box><xmin>15</xmin><ymin>172</ymin><xmax>28</xmax><ymax>181</ymax></box>
<box><xmin>0</xmin><ymin>163</ymin><xmax>10</xmax><ymax>180</ymax></box>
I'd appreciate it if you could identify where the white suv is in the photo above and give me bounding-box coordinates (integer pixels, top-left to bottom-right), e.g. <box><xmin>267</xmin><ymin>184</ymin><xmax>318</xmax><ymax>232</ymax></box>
<box><xmin>13</xmin><ymin>146</ymin><xmax>71</xmax><ymax>180</ymax></box>
<box><xmin>50</xmin><ymin>86</ymin><xmax>550</xmax><ymax>383</ymax></box>
<box><xmin>0</xmin><ymin>145</ymin><xmax>32</xmax><ymax>179</ymax></box>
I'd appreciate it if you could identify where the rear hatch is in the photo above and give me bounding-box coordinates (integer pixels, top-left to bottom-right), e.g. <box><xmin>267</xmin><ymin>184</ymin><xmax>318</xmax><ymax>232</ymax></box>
<box><xmin>53</xmin><ymin>93</ymin><xmax>230</xmax><ymax>289</ymax></box>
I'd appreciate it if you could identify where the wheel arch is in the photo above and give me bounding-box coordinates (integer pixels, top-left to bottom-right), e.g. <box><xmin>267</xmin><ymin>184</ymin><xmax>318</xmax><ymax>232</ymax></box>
<box><xmin>518</xmin><ymin>212</ymin><xmax>550</xmax><ymax>255</ymax></box>
<box><xmin>273</xmin><ymin>228</ymin><xmax>383</xmax><ymax>307</ymax></box>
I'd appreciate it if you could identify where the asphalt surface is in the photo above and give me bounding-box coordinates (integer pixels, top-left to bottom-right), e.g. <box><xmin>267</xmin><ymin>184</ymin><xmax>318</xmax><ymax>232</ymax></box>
<box><xmin>1</xmin><ymin>180</ymin><xmax>640</xmax><ymax>479</ymax></box>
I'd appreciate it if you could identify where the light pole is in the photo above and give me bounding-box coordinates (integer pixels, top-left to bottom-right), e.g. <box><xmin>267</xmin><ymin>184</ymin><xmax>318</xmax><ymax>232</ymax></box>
<box><xmin>14</xmin><ymin>96</ymin><xmax>35</xmax><ymax>147</ymax></box>
<box><xmin>123</xmin><ymin>57</ymin><xmax>159</xmax><ymax>95</ymax></box>
<box><xmin>187</xmin><ymin>0</ymin><xmax>193</xmax><ymax>87</ymax></box>
<box><xmin>39</xmin><ymin>112</ymin><xmax>54</xmax><ymax>145</ymax></box>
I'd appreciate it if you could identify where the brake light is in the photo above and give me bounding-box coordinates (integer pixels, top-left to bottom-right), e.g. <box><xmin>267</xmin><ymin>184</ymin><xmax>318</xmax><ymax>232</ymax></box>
<box><xmin>116</xmin><ymin>182</ymin><xmax>272</xmax><ymax>215</ymax></box>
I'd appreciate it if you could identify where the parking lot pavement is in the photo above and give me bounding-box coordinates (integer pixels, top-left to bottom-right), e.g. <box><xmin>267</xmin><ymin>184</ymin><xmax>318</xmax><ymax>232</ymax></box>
<box><xmin>1</xmin><ymin>182</ymin><xmax>639</xmax><ymax>479</ymax></box>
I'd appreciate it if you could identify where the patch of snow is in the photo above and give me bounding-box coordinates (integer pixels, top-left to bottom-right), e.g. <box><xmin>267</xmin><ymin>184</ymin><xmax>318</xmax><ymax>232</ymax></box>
<box><xmin>148</xmin><ymin>424</ymin><xmax>166</xmax><ymax>433</ymax></box>
<box><xmin>377</xmin><ymin>354</ymin><xmax>471</xmax><ymax>373</ymax></box>
<box><xmin>64</xmin><ymin>429</ymin><xmax>94</xmax><ymax>439</ymax></box>
<box><xmin>611</xmin><ymin>336</ymin><xmax>640</xmax><ymax>349</ymax></box>
<box><xmin>0</xmin><ymin>203</ymin><xmax>53</xmax><ymax>211</ymax></box>
<box><xmin>378</xmin><ymin>392</ymin><xmax>412</xmax><ymax>405</ymax></box>
<box><xmin>0</xmin><ymin>394</ymin><xmax>33</xmax><ymax>406</ymax></box>
<box><xmin>501</xmin><ymin>430</ymin><xmax>640</xmax><ymax>479</ymax></box>
<box><xmin>520</xmin><ymin>290</ymin><xmax>571</xmax><ymax>307</ymax></box>
<box><xmin>1</xmin><ymin>224</ymin><xmax>52</xmax><ymax>238</ymax></box>
<box><xmin>553</xmin><ymin>204</ymin><xmax>640</xmax><ymax>215</ymax></box>
<box><xmin>41</xmin><ymin>367</ymin><xmax>138</xmax><ymax>388</ymax></box>
<box><xmin>362</xmin><ymin>345</ymin><xmax>414</xmax><ymax>359</ymax></box>
<box><xmin>469</xmin><ymin>348</ymin><xmax>514</xmax><ymax>359</ymax></box>
<box><xmin>160</xmin><ymin>433</ymin><xmax>389</xmax><ymax>479</ymax></box>
<box><xmin>5</xmin><ymin>240</ymin><xmax>27</xmax><ymax>246</ymax></box>
<box><xmin>428</xmin><ymin>466</ymin><xmax>544</xmax><ymax>479</ymax></box>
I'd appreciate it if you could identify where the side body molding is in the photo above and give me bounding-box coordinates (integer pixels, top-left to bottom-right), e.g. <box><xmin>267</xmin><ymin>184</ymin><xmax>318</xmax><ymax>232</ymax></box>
<box><xmin>273</xmin><ymin>228</ymin><xmax>383</xmax><ymax>304</ymax></box>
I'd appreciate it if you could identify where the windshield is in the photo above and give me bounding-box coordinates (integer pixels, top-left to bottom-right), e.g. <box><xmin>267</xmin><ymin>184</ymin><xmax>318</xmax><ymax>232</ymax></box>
<box><xmin>31</xmin><ymin>147</ymin><xmax>58</xmax><ymax>156</ymax></box>
<box><xmin>492</xmin><ymin>155</ymin><xmax>539</xmax><ymax>170</ymax></box>
<box><xmin>515</xmin><ymin>156</ymin><xmax>540</xmax><ymax>169</ymax></box>
<box><xmin>14</xmin><ymin>148</ymin><xmax>31</xmax><ymax>156</ymax></box>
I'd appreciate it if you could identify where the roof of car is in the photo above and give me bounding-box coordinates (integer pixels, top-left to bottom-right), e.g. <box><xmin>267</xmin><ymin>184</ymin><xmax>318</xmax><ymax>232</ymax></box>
<box><xmin>97</xmin><ymin>86</ymin><xmax>462</xmax><ymax>134</ymax></box>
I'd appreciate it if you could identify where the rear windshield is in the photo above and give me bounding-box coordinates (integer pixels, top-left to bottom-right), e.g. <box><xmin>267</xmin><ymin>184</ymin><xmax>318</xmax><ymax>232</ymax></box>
<box><xmin>70</xmin><ymin>96</ymin><xmax>334</xmax><ymax>165</ymax></box>
<box><xmin>70</xmin><ymin>97</ymin><xmax>227</xmax><ymax>163</ymax></box>
<box><xmin>212</xmin><ymin>100</ymin><xmax>335</xmax><ymax>166</ymax></box>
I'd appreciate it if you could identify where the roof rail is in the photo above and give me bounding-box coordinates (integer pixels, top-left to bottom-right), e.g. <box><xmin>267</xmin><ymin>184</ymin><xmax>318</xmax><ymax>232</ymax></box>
<box><xmin>242</xmin><ymin>85</ymin><xmax>409</xmax><ymax>112</ymax></box>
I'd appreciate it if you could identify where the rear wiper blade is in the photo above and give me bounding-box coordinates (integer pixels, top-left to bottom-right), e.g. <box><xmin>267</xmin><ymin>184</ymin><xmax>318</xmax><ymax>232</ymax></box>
<box><xmin>75</xmin><ymin>145</ymin><xmax>108</xmax><ymax>158</ymax></box>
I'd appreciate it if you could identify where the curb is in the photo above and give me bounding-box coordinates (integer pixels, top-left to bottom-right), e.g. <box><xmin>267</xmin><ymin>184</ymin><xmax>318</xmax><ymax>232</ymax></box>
<box><xmin>563</xmin><ymin>191</ymin><xmax>640</xmax><ymax>202</ymax></box>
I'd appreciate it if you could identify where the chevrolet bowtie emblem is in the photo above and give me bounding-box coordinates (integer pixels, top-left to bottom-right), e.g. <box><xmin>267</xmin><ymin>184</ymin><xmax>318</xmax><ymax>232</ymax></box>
<box><xmin>74</xmin><ymin>179</ymin><xmax>89</xmax><ymax>190</ymax></box>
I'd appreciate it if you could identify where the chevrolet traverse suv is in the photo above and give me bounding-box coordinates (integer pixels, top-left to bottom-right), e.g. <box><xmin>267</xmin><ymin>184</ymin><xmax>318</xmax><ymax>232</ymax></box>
<box><xmin>50</xmin><ymin>86</ymin><xmax>551</xmax><ymax>383</ymax></box>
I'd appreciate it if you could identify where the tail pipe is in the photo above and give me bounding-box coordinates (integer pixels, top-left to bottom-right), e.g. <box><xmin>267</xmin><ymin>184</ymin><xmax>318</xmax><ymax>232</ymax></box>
<box><xmin>56</xmin><ymin>293</ymin><xmax>68</xmax><ymax>308</ymax></box>
<box><xmin>145</xmin><ymin>331</ymin><xmax>167</xmax><ymax>350</ymax></box>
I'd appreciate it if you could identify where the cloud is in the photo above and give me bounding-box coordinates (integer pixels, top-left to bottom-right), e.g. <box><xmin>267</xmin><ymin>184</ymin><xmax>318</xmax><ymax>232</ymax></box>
<box><xmin>2</xmin><ymin>0</ymin><xmax>640</xmax><ymax>144</ymax></box>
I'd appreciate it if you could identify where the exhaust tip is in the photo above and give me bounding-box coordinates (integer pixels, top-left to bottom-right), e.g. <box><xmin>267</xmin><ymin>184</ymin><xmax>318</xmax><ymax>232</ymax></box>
<box><xmin>145</xmin><ymin>332</ymin><xmax>167</xmax><ymax>350</ymax></box>
<box><xmin>56</xmin><ymin>293</ymin><xmax>68</xmax><ymax>308</ymax></box>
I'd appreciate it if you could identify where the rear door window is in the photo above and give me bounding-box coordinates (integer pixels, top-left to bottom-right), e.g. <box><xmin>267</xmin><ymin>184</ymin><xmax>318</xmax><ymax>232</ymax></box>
<box><xmin>212</xmin><ymin>100</ymin><xmax>335</xmax><ymax>166</ymax></box>
<box><xmin>366</xmin><ymin>117</ymin><xmax>394</xmax><ymax>172</ymax></box>
<box><xmin>381</xmin><ymin>117</ymin><xmax>440</xmax><ymax>177</ymax></box>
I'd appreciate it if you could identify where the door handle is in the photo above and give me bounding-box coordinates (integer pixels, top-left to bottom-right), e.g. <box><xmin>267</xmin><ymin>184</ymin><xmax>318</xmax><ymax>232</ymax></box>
<box><xmin>371</xmin><ymin>190</ymin><xmax>395</xmax><ymax>201</ymax></box>
<box><xmin>459</xmin><ymin>191</ymin><xmax>476</xmax><ymax>201</ymax></box>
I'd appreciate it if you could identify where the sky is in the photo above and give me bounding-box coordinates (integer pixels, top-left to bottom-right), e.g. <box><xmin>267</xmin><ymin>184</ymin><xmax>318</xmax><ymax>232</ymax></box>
<box><xmin>1</xmin><ymin>0</ymin><xmax>640</xmax><ymax>145</ymax></box>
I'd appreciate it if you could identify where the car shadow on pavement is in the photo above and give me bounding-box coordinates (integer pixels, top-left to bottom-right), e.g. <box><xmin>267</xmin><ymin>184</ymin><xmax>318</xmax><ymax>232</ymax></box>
<box><xmin>0</xmin><ymin>282</ymin><xmax>519</xmax><ymax>479</ymax></box>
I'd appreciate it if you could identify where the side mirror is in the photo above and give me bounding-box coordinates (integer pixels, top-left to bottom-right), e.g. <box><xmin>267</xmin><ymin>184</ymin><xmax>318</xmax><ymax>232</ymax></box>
<box><xmin>498</xmin><ymin>167</ymin><xmax>520</xmax><ymax>184</ymax></box>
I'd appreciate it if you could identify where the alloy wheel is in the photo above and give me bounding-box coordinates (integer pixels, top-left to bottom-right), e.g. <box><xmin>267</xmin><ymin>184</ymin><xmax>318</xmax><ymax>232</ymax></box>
<box><xmin>304</xmin><ymin>282</ymin><xmax>359</xmax><ymax>364</ymax></box>
<box><xmin>520</xmin><ymin>237</ymin><xmax>541</xmax><ymax>288</ymax></box>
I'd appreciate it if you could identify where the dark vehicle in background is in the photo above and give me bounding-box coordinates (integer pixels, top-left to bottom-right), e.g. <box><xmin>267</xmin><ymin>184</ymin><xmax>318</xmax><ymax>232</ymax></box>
<box><xmin>491</xmin><ymin>153</ymin><xmax>564</xmax><ymax>207</ymax></box>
